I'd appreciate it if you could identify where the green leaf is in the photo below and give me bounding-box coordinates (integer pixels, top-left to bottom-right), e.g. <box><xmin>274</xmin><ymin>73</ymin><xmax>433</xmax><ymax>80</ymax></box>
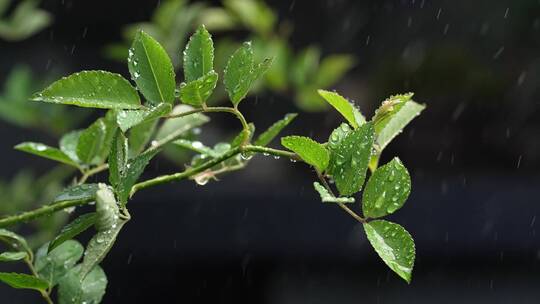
<box><xmin>362</xmin><ymin>158</ymin><xmax>411</xmax><ymax>218</ymax></box>
<box><xmin>128</xmin><ymin>120</ymin><xmax>158</xmax><ymax>157</ymax></box>
<box><xmin>109</xmin><ymin>131</ymin><xmax>128</xmax><ymax>189</ymax></box>
<box><xmin>254</xmin><ymin>113</ymin><xmax>297</xmax><ymax>147</ymax></box>
<box><xmin>230</xmin><ymin>122</ymin><xmax>255</xmax><ymax>149</ymax></box>
<box><xmin>0</xmin><ymin>229</ymin><xmax>31</xmax><ymax>257</ymax></box>
<box><xmin>183</xmin><ymin>24</ymin><xmax>214</xmax><ymax>82</ymax></box>
<box><xmin>281</xmin><ymin>136</ymin><xmax>329</xmax><ymax>172</ymax></box>
<box><xmin>328</xmin><ymin>122</ymin><xmax>374</xmax><ymax>196</ymax></box>
<box><xmin>118</xmin><ymin>150</ymin><xmax>159</xmax><ymax>205</ymax></box>
<box><xmin>76</xmin><ymin>119</ymin><xmax>107</xmax><ymax>165</ymax></box>
<box><xmin>58</xmin><ymin>265</ymin><xmax>107</xmax><ymax>304</ymax></box>
<box><xmin>315</xmin><ymin>54</ymin><xmax>356</xmax><ymax>87</ymax></box>
<box><xmin>0</xmin><ymin>251</ymin><xmax>27</xmax><ymax>262</ymax></box>
<box><xmin>35</xmin><ymin>240</ymin><xmax>84</xmax><ymax>287</ymax></box>
<box><xmin>129</xmin><ymin>31</ymin><xmax>176</xmax><ymax>105</ymax></box>
<box><xmin>224</xmin><ymin>42</ymin><xmax>254</xmax><ymax>106</ymax></box>
<box><xmin>364</xmin><ymin>220</ymin><xmax>415</xmax><ymax>283</ymax></box>
<box><xmin>179</xmin><ymin>70</ymin><xmax>218</xmax><ymax>106</ymax></box>
<box><xmin>155</xmin><ymin>105</ymin><xmax>210</xmax><ymax>141</ymax></box>
<box><xmin>14</xmin><ymin>142</ymin><xmax>79</xmax><ymax>168</ymax></box>
<box><xmin>318</xmin><ymin>90</ymin><xmax>365</xmax><ymax>128</ymax></box>
<box><xmin>313</xmin><ymin>182</ymin><xmax>354</xmax><ymax>204</ymax></box>
<box><xmin>117</xmin><ymin>102</ymin><xmax>172</xmax><ymax>132</ymax></box>
<box><xmin>80</xmin><ymin>186</ymin><xmax>125</xmax><ymax>279</ymax></box>
<box><xmin>373</xmin><ymin>93</ymin><xmax>425</xmax><ymax>152</ymax></box>
<box><xmin>54</xmin><ymin>184</ymin><xmax>99</xmax><ymax>203</ymax></box>
<box><xmin>223</xmin><ymin>0</ymin><xmax>276</xmax><ymax>35</ymax></box>
<box><xmin>48</xmin><ymin>213</ymin><xmax>97</xmax><ymax>253</ymax></box>
<box><xmin>31</xmin><ymin>71</ymin><xmax>141</xmax><ymax>109</ymax></box>
<box><xmin>326</xmin><ymin>123</ymin><xmax>351</xmax><ymax>173</ymax></box>
<box><xmin>173</xmin><ymin>139</ymin><xmax>213</xmax><ymax>155</ymax></box>
<box><xmin>0</xmin><ymin>272</ymin><xmax>49</xmax><ymax>291</ymax></box>
<box><xmin>59</xmin><ymin>130</ymin><xmax>83</xmax><ymax>164</ymax></box>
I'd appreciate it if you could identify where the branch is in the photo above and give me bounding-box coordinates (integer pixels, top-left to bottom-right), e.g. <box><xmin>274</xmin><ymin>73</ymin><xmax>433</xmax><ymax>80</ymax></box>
<box><xmin>316</xmin><ymin>171</ymin><xmax>366</xmax><ymax>223</ymax></box>
<box><xmin>0</xmin><ymin>199</ymin><xmax>92</xmax><ymax>228</ymax></box>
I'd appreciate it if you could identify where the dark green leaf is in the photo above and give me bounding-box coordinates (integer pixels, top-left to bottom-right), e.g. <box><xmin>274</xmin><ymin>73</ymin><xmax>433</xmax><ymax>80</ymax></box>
<box><xmin>183</xmin><ymin>24</ymin><xmax>214</xmax><ymax>82</ymax></box>
<box><xmin>128</xmin><ymin>120</ymin><xmax>158</xmax><ymax>157</ymax></box>
<box><xmin>179</xmin><ymin>70</ymin><xmax>218</xmax><ymax>106</ymax></box>
<box><xmin>328</xmin><ymin>122</ymin><xmax>374</xmax><ymax>196</ymax></box>
<box><xmin>35</xmin><ymin>240</ymin><xmax>84</xmax><ymax>287</ymax></box>
<box><xmin>281</xmin><ymin>136</ymin><xmax>329</xmax><ymax>172</ymax></box>
<box><xmin>0</xmin><ymin>272</ymin><xmax>48</xmax><ymax>291</ymax></box>
<box><xmin>14</xmin><ymin>142</ymin><xmax>79</xmax><ymax>168</ymax></box>
<box><xmin>109</xmin><ymin>131</ymin><xmax>128</xmax><ymax>189</ymax></box>
<box><xmin>254</xmin><ymin>113</ymin><xmax>297</xmax><ymax>146</ymax></box>
<box><xmin>59</xmin><ymin>130</ymin><xmax>83</xmax><ymax>164</ymax></box>
<box><xmin>373</xmin><ymin>93</ymin><xmax>425</xmax><ymax>152</ymax></box>
<box><xmin>128</xmin><ymin>31</ymin><xmax>176</xmax><ymax>105</ymax></box>
<box><xmin>0</xmin><ymin>229</ymin><xmax>31</xmax><ymax>257</ymax></box>
<box><xmin>0</xmin><ymin>251</ymin><xmax>27</xmax><ymax>262</ymax></box>
<box><xmin>313</xmin><ymin>182</ymin><xmax>354</xmax><ymax>204</ymax></box>
<box><xmin>76</xmin><ymin>119</ymin><xmax>107</xmax><ymax>165</ymax></box>
<box><xmin>326</xmin><ymin>123</ymin><xmax>351</xmax><ymax>173</ymax></box>
<box><xmin>48</xmin><ymin>213</ymin><xmax>97</xmax><ymax>253</ymax></box>
<box><xmin>54</xmin><ymin>184</ymin><xmax>99</xmax><ymax>203</ymax></box>
<box><xmin>362</xmin><ymin>158</ymin><xmax>411</xmax><ymax>218</ymax></box>
<box><xmin>117</xmin><ymin>150</ymin><xmax>159</xmax><ymax>205</ymax></box>
<box><xmin>116</xmin><ymin>103</ymin><xmax>172</xmax><ymax>132</ymax></box>
<box><xmin>31</xmin><ymin>71</ymin><xmax>141</xmax><ymax>109</ymax></box>
<box><xmin>318</xmin><ymin>89</ymin><xmax>365</xmax><ymax>128</ymax></box>
<box><xmin>224</xmin><ymin>42</ymin><xmax>254</xmax><ymax>106</ymax></box>
<box><xmin>364</xmin><ymin>220</ymin><xmax>415</xmax><ymax>283</ymax></box>
<box><xmin>58</xmin><ymin>265</ymin><xmax>107</xmax><ymax>304</ymax></box>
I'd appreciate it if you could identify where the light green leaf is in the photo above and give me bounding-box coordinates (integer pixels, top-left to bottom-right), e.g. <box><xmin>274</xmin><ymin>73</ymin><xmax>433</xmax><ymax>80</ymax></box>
<box><xmin>254</xmin><ymin>113</ymin><xmax>297</xmax><ymax>147</ymax></box>
<box><xmin>173</xmin><ymin>139</ymin><xmax>213</xmax><ymax>155</ymax></box>
<box><xmin>318</xmin><ymin>89</ymin><xmax>365</xmax><ymax>128</ymax></box>
<box><xmin>58</xmin><ymin>265</ymin><xmax>107</xmax><ymax>304</ymax></box>
<box><xmin>373</xmin><ymin>93</ymin><xmax>425</xmax><ymax>152</ymax></box>
<box><xmin>224</xmin><ymin>42</ymin><xmax>254</xmax><ymax>106</ymax></box>
<box><xmin>54</xmin><ymin>184</ymin><xmax>99</xmax><ymax>203</ymax></box>
<box><xmin>223</xmin><ymin>0</ymin><xmax>276</xmax><ymax>35</ymax></box>
<box><xmin>155</xmin><ymin>105</ymin><xmax>209</xmax><ymax>141</ymax></box>
<box><xmin>59</xmin><ymin>130</ymin><xmax>83</xmax><ymax>164</ymax></box>
<box><xmin>128</xmin><ymin>120</ymin><xmax>158</xmax><ymax>157</ymax></box>
<box><xmin>35</xmin><ymin>240</ymin><xmax>84</xmax><ymax>287</ymax></box>
<box><xmin>117</xmin><ymin>102</ymin><xmax>172</xmax><ymax>132</ymax></box>
<box><xmin>362</xmin><ymin>158</ymin><xmax>411</xmax><ymax>218</ymax></box>
<box><xmin>76</xmin><ymin>119</ymin><xmax>107</xmax><ymax>165</ymax></box>
<box><xmin>31</xmin><ymin>71</ymin><xmax>141</xmax><ymax>109</ymax></box>
<box><xmin>364</xmin><ymin>220</ymin><xmax>415</xmax><ymax>283</ymax></box>
<box><xmin>326</xmin><ymin>123</ymin><xmax>351</xmax><ymax>173</ymax></box>
<box><xmin>14</xmin><ymin>142</ymin><xmax>79</xmax><ymax>168</ymax></box>
<box><xmin>0</xmin><ymin>229</ymin><xmax>31</xmax><ymax>256</ymax></box>
<box><xmin>281</xmin><ymin>136</ymin><xmax>329</xmax><ymax>172</ymax></box>
<box><xmin>48</xmin><ymin>213</ymin><xmax>97</xmax><ymax>253</ymax></box>
<box><xmin>0</xmin><ymin>0</ymin><xmax>52</xmax><ymax>41</ymax></box>
<box><xmin>313</xmin><ymin>182</ymin><xmax>354</xmax><ymax>204</ymax></box>
<box><xmin>328</xmin><ymin>122</ymin><xmax>374</xmax><ymax>196</ymax></box>
<box><xmin>315</xmin><ymin>54</ymin><xmax>356</xmax><ymax>87</ymax></box>
<box><xmin>179</xmin><ymin>70</ymin><xmax>218</xmax><ymax>106</ymax></box>
<box><xmin>183</xmin><ymin>24</ymin><xmax>214</xmax><ymax>82</ymax></box>
<box><xmin>80</xmin><ymin>186</ymin><xmax>125</xmax><ymax>279</ymax></box>
<box><xmin>128</xmin><ymin>31</ymin><xmax>176</xmax><ymax>105</ymax></box>
<box><xmin>0</xmin><ymin>272</ymin><xmax>49</xmax><ymax>291</ymax></box>
<box><xmin>0</xmin><ymin>251</ymin><xmax>27</xmax><ymax>262</ymax></box>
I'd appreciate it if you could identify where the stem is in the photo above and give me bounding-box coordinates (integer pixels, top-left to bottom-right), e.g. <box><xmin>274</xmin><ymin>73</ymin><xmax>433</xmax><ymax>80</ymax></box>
<box><xmin>243</xmin><ymin>145</ymin><xmax>299</xmax><ymax>160</ymax></box>
<box><xmin>24</xmin><ymin>258</ymin><xmax>53</xmax><ymax>304</ymax></box>
<box><xmin>0</xmin><ymin>199</ymin><xmax>92</xmax><ymax>228</ymax></box>
<box><xmin>79</xmin><ymin>164</ymin><xmax>109</xmax><ymax>185</ymax></box>
<box><xmin>316</xmin><ymin>171</ymin><xmax>366</xmax><ymax>224</ymax></box>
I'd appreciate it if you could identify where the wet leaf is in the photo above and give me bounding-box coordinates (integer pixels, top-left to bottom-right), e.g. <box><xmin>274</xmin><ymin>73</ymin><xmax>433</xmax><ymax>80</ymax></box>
<box><xmin>128</xmin><ymin>31</ymin><xmax>176</xmax><ymax>105</ymax></box>
<box><xmin>155</xmin><ymin>105</ymin><xmax>209</xmax><ymax>141</ymax></box>
<box><xmin>362</xmin><ymin>158</ymin><xmax>411</xmax><ymax>218</ymax></box>
<box><xmin>179</xmin><ymin>70</ymin><xmax>218</xmax><ymax>106</ymax></box>
<box><xmin>76</xmin><ymin>119</ymin><xmax>107</xmax><ymax>165</ymax></box>
<box><xmin>224</xmin><ymin>42</ymin><xmax>254</xmax><ymax>106</ymax></box>
<box><xmin>109</xmin><ymin>131</ymin><xmax>128</xmax><ymax>189</ymax></box>
<box><xmin>0</xmin><ymin>272</ymin><xmax>48</xmax><ymax>291</ymax></box>
<box><xmin>328</xmin><ymin>122</ymin><xmax>374</xmax><ymax>196</ymax></box>
<box><xmin>31</xmin><ymin>71</ymin><xmax>140</xmax><ymax>109</ymax></box>
<box><xmin>128</xmin><ymin>120</ymin><xmax>158</xmax><ymax>157</ymax></box>
<box><xmin>0</xmin><ymin>251</ymin><xmax>27</xmax><ymax>262</ymax></box>
<box><xmin>59</xmin><ymin>130</ymin><xmax>83</xmax><ymax>164</ymax></box>
<box><xmin>364</xmin><ymin>220</ymin><xmax>415</xmax><ymax>283</ymax></box>
<box><xmin>14</xmin><ymin>142</ymin><xmax>79</xmax><ymax>168</ymax></box>
<box><xmin>373</xmin><ymin>93</ymin><xmax>425</xmax><ymax>152</ymax></box>
<box><xmin>58</xmin><ymin>265</ymin><xmax>107</xmax><ymax>304</ymax></box>
<box><xmin>313</xmin><ymin>182</ymin><xmax>354</xmax><ymax>204</ymax></box>
<box><xmin>254</xmin><ymin>113</ymin><xmax>297</xmax><ymax>147</ymax></box>
<box><xmin>183</xmin><ymin>24</ymin><xmax>214</xmax><ymax>82</ymax></box>
<box><xmin>281</xmin><ymin>136</ymin><xmax>329</xmax><ymax>172</ymax></box>
<box><xmin>54</xmin><ymin>184</ymin><xmax>99</xmax><ymax>203</ymax></box>
<box><xmin>35</xmin><ymin>240</ymin><xmax>84</xmax><ymax>287</ymax></box>
<box><xmin>48</xmin><ymin>213</ymin><xmax>97</xmax><ymax>253</ymax></box>
<box><xmin>116</xmin><ymin>103</ymin><xmax>172</xmax><ymax>132</ymax></box>
<box><xmin>0</xmin><ymin>229</ymin><xmax>31</xmax><ymax>256</ymax></box>
<box><xmin>318</xmin><ymin>90</ymin><xmax>365</xmax><ymax>128</ymax></box>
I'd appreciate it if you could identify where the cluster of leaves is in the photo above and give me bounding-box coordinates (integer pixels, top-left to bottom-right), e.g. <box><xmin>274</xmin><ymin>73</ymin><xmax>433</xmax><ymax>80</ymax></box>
<box><xmin>0</xmin><ymin>0</ymin><xmax>51</xmax><ymax>41</ymax></box>
<box><xmin>0</xmin><ymin>25</ymin><xmax>424</xmax><ymax>303</ymax></box>
<box><xmin>105</xmin><ymin>0</ymin><xmax>355</xmax><ymax>111</ymax></box>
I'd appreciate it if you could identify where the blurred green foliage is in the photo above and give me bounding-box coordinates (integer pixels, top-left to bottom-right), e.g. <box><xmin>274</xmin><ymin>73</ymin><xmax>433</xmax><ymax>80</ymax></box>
<box><xmin>0</xmin><ymin>0</ymin><xmax>51</xmax><ymax>41</ymax></box>
<box><xmin>104</xmin><ymin>0</ymin><xmax>356</xmax><ymax>112</ymax></box>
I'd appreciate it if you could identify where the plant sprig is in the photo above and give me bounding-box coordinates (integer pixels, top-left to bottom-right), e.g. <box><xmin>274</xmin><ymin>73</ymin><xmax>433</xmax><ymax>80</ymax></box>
<box><xmin>0</xmin><ymin>25</ymin><xmax>425</xmax><ymax>303</ymax></box>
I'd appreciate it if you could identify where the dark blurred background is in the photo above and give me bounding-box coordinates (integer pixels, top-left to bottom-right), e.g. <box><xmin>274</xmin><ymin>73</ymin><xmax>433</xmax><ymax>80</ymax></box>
<box><xmin>1</xmin><ymin>0</ymin><xmax>540</xmax><ymax>303</ymax></box>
